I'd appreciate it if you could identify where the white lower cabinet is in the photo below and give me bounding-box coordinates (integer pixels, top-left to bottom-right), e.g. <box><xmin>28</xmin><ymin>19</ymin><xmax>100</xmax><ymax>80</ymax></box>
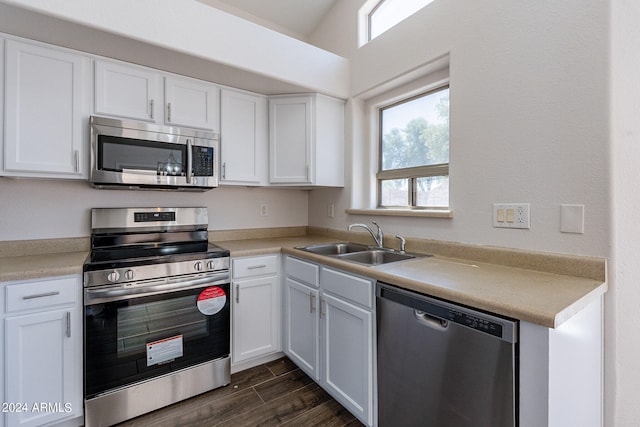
<box><xmin>1</xmin><ymin>275</ymin><xmax>83</xmax><ymax>427</ymax></box>
<box><xmin>284</xmin><ymin>256</ymin><xmax>374</xmax><ymax>426</ymax></box>
<box><xmin>231</xmin><ymin>255</ymin><xmax>281</xmax><ymax>366</ymax></box>
<box><xmin>284</xmin><ymin>277</ymin><xmax>320</xmax><ymax>379</ymax></box>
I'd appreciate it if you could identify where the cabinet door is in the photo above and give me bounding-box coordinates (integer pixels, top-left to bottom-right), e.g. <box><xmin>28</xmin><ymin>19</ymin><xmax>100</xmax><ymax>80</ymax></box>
<box><xmin>5</xmin><ymin>308</ymin><xmax>81</xmax><ymax>427</ymax></box>
<box><xmin>284</xmin><ymin>277</ymin><xmax>320</xmax><ymax>380</ymax></box>
<box><xmin>94</xmin><ymin>60</ymin><xmax>161</xmax><ymax>122</ymax></box>
<box><xmin>269</xmin><ymin>96</ymin><xmax>312</xmax><ymax>184</ymax></box>
<box><xmin>164</xmin><ymin>76</ymin><xmax>219</xmax><ymax>131</ymax></box>
<box><xmin>232</xmin><ymin>275</ymin><xmax>280</xmax><ymax>363</ymax></box>
<box><xmin>4</xmin><ymin>40</ymin><xmax>89</xmax><ymax>178</ymax></box>
<box><xmin>220</xmin><ymin>89</ymin><xmax>267</xmax><ymax>185</ymax></box>
<box><xmin>322</xmin><ymin>293</ymin><xmax>373</xmax><ymax>426</ymax></box>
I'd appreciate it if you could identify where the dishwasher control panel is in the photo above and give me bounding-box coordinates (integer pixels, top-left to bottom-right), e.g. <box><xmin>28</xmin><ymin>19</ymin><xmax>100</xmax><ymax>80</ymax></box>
<box><xmin>377</xmin><ymin>282</ymin><xmax>517</xmax><ymax>343</ymax></box>
<box><xmin>449</xmin><ymin>310</ymin><xmax>503</xmax><ymax>338</ymax></box>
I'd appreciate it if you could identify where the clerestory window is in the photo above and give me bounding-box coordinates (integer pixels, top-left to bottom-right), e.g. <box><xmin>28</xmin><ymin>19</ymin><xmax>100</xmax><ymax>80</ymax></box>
<box><xmin>368</xmin><ymin>0</ymin><xmax>436</xmax><ymax>41</ymax></box>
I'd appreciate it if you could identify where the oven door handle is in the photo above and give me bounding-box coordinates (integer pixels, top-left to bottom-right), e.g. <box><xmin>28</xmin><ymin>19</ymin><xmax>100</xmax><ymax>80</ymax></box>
<box><xmin>84</xmin><ymin>272</ymin><xmax>229</xmax><ymax>305</ymax></box>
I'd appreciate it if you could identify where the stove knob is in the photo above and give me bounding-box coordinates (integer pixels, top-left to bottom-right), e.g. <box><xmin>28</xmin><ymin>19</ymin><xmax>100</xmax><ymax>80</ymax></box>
<box><xmin>207</xmin><ymin>260</ymin><xmax>216</xmax><ymax>270</ymax></box>
<box><xmin>124</xmin><ymin>270</ymin><xmax>135</xmax><ymax>280</ymax></box>
<box><xmin>107</xmin><ymin>270</ymin><xmax>120</xmax><ymax>282</ymax></box>
<box><xmin>194</xmin><ymin>261</ymin><xmax>203</xmax><ymax>271</ymax></box>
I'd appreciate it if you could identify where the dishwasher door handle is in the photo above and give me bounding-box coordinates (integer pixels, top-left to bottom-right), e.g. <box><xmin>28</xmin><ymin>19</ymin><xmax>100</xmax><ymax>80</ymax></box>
<box><xmin>414</xmin><ymin>310</ymin><xmax>449</xmax><ymax>330</ymax></box>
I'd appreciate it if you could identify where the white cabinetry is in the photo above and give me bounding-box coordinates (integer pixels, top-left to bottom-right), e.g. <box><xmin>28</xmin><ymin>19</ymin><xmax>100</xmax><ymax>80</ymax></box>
<box><xmin>1</xmin><ymin>275</ymin><xmax>83</xmax><ymax>427</ymax></box>
<box><xmin>94</xmin><ymin>60</ymin><xmax>162</xmax><ymax>122</ymax></box>
<box><xmin>284</xmin><ymin>256</ymin><xmax>374</xmax><ymax>426</ymax></box>
<box><xmin>2</xmin><ymin>40</ymin><xmax>90</xmax><ymax>179</ymax></box>
<box><xmin>520</xmin><ymin>297</ymin><xmax>603</xmax><ymax>427</ymax></box>
<box><xmin>164</xmin><ymin>76</ymin><xmax>219</xmax><ymax>131</ymax></box>
<box><xmin>93</xmin><ymin>60</ymin><xmax>220</xmax><ymax>131</ymax></box>
<box><xmin>269</xmin><ymin>94</ymin><xmax>344</xmax><ymax>186</ymax></box>
<box><xmin>231</xmin><ymin>255</ymin><xmax>281</xmax><ymax>367</ymax></box>
<box><xmin>220</xmin><ymin>89</ymin><xmax>268</xmax><ymax>185</ymax></box>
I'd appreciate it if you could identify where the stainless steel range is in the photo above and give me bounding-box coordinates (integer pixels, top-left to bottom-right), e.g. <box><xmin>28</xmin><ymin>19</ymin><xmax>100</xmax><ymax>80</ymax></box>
<box><xmin>83</xmin><ymin>207</ymin><xmax>230</xmax><ymax>427</ymax></box>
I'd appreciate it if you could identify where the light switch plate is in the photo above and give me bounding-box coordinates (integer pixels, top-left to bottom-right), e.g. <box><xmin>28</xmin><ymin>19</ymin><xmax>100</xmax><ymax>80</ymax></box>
<box><xmin>560</xmin><ymin>204</ymin><xmax>584</xmax><ymax>234</ymax></box>
<box><xmin>493</xmin><ymin>203</ymin><xmax>530</xmax><ymax>229</ymax></box>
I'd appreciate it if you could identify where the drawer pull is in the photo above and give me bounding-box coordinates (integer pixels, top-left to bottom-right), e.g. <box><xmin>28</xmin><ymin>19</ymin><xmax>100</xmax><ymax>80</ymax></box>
<box><xmin>22</xmin><ymin>291</ymin><xmax>60</xmax><ymax>300</ymax></box>
<box><xmin>247</xmin><ymin>264</ymin><xmax>267</xmax><ymax>270</ymax></box>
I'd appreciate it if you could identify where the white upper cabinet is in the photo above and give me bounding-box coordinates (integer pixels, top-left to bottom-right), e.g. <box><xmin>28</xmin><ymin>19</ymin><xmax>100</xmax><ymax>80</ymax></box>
<box><xmin>220</xmin><ymin>89</ymin><xmax>268</xmax><ymax>185</ymax></box>
<box><xmin>94</xmin><ymin>60</ymin><xmax>220</xmax><ymax>132</ymax></box>
<box><xmin>94</xmin><ymin>60</ymin><xmax>162</xmax><ymax>123</ymax></box>
<box><xmin>2</xmin><ymin>39</ymin><xmax>91</xmax><ymax>179</ymax></box>
<box><xmin>269</xmin><ymin>94</ymin><xmax>344</xmax><ymax>187</ymax></box>
<box><xmin>165</xmin><ymin>76</ymin><xmax>220</xmax><ymax>131</ymax></box>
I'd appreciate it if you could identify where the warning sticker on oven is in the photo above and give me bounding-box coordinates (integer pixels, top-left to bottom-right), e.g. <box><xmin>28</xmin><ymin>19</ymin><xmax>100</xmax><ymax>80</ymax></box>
<box><xmin>197</xmin><ymin>286</ymin><xmax>226</xmax><ymax>315</ymax></box>
<box><xmin>146</xmin><ymin>335</ymin><xmax>183</xmax><ymax>367</ymax></box>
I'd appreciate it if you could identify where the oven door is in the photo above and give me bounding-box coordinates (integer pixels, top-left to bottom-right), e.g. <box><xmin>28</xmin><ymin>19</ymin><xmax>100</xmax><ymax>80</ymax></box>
<box><xmin>84</xmin><ymin>275</ymin><xmax>230</xmax><ymax>399</ymax></box>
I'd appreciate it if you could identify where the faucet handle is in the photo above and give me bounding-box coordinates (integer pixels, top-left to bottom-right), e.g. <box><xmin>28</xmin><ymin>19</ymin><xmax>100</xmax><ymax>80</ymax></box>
<box><xmin>395</xmin><ymin>234</ymin><xmax>406</xmax><ymax>253</ymax></box>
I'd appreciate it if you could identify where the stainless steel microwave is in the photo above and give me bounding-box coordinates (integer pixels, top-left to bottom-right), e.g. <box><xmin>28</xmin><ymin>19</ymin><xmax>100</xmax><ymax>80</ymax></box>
<box><xmin>89</xmin><ymin>116</ymin><xmax>219</xmax><ymax>191</ymax></box>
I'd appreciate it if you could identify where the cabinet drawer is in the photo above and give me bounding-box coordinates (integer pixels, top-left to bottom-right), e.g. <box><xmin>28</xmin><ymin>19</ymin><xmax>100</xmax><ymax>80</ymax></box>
<box><xmin>5</xmin><ymin>276</ymin><xmax>77</xmax><ymax>313</ymax></box>
<box><xmin>322</xmin><ymin>268</ymin><xmax>374</xmax><ymax>308</ymax></box>
<box><xmin>233</xmin><ymin>255</ymin><xmax>278</xmax><ymax>279</ymax></box>
<box><xmin>285</xmin><ymin>256</ymin><xmax>319</xmax><ymax>287</ymax></box>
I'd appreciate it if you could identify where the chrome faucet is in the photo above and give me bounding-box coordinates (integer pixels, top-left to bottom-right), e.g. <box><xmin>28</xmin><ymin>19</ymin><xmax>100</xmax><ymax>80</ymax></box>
<box><xmin>348</xmin><ymin>221</ymin><xmax>384</xmax><ymax>248</ymax></box>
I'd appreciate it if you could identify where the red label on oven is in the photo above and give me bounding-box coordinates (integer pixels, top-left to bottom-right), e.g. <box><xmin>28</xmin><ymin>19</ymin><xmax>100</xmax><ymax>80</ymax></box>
<box><xmin>197</xmin><ymin>286</ymin><xmax>226</xmax><ymax>315</ymax></box>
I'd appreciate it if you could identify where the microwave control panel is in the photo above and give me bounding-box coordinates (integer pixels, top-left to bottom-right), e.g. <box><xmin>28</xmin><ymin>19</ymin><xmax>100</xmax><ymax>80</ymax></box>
<box><xmin>192</xmin><ymin>146</ymin><xmax>214</xmax><ymax>176</ymax></box>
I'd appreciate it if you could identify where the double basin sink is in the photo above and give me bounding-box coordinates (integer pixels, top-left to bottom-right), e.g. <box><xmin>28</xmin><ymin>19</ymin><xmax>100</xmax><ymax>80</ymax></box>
<box><xmin>297</xmin><ymin>242</ymin><xmax>427</xmax><ymax>266</ymax></box>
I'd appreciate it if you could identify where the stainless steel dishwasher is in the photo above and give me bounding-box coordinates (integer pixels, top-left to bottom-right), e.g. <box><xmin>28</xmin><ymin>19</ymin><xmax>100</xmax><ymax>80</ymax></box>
<box><xmin>376</xmin><ymin>282</ymin><xmax>518</xmax><ymax>427</ymax></box>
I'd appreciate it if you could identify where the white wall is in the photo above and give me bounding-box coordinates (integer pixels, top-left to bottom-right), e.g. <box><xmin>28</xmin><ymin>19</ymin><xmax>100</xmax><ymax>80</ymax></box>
<box><xmin>311</xmin><ymin>0</ymin><xmax>610</xmax><ymax>257</ymax></box>
<box><xmin>610</xmin><ymin>0</ymin><xmax>640</xmax><ymax>424</ymax></box>
<box><xmin>0</xmin><ymin>179</ymin><xmax>308</xmax><ymax>240</ymax></box>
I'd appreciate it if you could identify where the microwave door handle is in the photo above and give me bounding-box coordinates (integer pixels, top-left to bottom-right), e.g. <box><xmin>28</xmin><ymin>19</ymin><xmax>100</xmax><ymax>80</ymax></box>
<box><xmin>186</xmin><ymin>138</ymin><xmax>193</xmax><ymax>184</ymax></box>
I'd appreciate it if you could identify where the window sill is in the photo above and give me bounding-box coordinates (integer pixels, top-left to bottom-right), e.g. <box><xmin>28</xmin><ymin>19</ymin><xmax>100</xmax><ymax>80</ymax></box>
<box><xmin>345</xmin><ymin>208</ymin><xmax>453</xmax><ymax>218</ymax></box>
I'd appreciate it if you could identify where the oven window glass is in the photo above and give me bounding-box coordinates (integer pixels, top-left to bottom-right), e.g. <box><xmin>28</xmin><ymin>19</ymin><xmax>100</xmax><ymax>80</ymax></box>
<box><xmin>116</xmin><ymin>296</ymin><xmax>208</xmax><ymax>357</ymax></box>
<box><xmin>98</xmin><ymin>135</ymin><xmax>186</xmax><ymax>176</ymax></box>
<box><xmin>85</xmin><ymin>284</ymin><xmax>230</xmax><ymax>398</ymax></box>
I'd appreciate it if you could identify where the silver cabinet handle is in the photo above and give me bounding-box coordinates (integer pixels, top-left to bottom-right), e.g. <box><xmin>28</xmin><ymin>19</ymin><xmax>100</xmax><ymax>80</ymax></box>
<box><xmin>23</xmin><ymin>291</ymin><xmax>60</xmax><ymax>300</ymax></box>
<box><xmin>74</xmin><ymin>150</ymin><xmax>80</xmax><ymax>173</ymax></box>
<box><xmin>186</xmin><ymin>138</ymin><xmax>192</xmax><ymax>184</ymax></box>
<box><xmin>236</xmin><ymin>284</ymin><xmax>240</xmax><ymax>304</ymax></box>
<box><xmin>150</xmin><ymin>99</ymin><xmax>154</xmax><ymax>119</ymax></box>
<box><xmin>222</xmin><ymin>162</ymin><xmax>226</xmax><ymax>179</ymax></box>
<box><xmin>66</xmin><ymin>312</ymin><xmax>71</xmax><ymax>338</ymax></box>
<box><xmin>167</xmin><ymin>102</ymin><xmax>172</xmax><ymax>122</ymax></box>
<box><xmin>320</xmin><ymin>297</ymin><xmax>326</xmax><ymax>319</ymax></box>
<box><xmin>247</xmin><ymin>264</ymin><xmax>267</xmax><ymax>270</ymax></box>
<box><xmin>310</xmin><ymin>293</ymin><xmax>315</xmax><ymax>314</ymax></box>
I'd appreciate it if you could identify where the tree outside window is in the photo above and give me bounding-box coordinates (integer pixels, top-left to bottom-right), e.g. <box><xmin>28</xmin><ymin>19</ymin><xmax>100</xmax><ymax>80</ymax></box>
<box><xmin>378</xmin><ymin>86</ymin><xmax>449</xmax><ymax>208</ymax></box>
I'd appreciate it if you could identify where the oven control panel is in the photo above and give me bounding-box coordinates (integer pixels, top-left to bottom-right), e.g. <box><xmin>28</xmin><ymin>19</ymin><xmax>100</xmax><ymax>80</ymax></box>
<box><xmin>85</xmin><ymin>257</ymin><xmax>230</xmax><ymax>287</ymax></box>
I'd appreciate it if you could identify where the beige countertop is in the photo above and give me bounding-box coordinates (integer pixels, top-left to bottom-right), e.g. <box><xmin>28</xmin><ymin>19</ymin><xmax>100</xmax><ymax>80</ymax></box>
<box><xmin>0</xmin><ymin>233</ymin><xmax>607</xmax><ymax>329</ymax></box>
<box><xmin>221</xmin><ymin>236</ymin><xmax>606</xmax><ymax>329</ymax></box>
<box><xmin>0</xmin><ymin>251</ymin><xmax>88</xmax><ymax>282</ymax></box>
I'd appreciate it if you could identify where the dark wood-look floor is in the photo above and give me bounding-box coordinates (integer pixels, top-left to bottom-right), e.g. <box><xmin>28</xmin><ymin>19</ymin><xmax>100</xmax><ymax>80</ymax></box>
<box><xmin>116</xmin><ymin>357</ymin><xmax>365</xmax><ymax>427</ymax></box>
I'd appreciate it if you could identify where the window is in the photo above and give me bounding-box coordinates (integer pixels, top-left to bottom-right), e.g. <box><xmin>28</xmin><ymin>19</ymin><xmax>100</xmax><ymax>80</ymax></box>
<box><xmin>377</xmin><ymin>85</ymin><xmax>449</xmax><ymax>209</ymax></box>
<box><xmin>369</xmin><ymin>0</ymin><xmax>436</xmax><ymax>41</ymax></box>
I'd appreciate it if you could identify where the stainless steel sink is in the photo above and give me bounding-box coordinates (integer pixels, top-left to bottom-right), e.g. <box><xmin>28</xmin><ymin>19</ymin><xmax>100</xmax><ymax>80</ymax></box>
<box><xmin>297</xmin><ymin>242</ymin><xmax>427</xmax><ymax>266</ymax></box>
<box><xmin>336</xmin><ymin>249</ymin><xmax>417</xmax><ymax>265</ymax></box>
<box><xmin>297</xmin><ymin>242</ymin><xmax>369</xmax><ymax>255</ymax></box>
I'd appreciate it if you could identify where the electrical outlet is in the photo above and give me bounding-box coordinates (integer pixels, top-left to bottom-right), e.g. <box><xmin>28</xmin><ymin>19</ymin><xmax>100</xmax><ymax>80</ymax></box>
<box><xmin>327</xmin><ymin>203</ymin><xmax>335</xmax><ymax>218</ymax></box>
<box><xmin>493</xmin><ymin>203</ymin><xmax>530</xmax><ymax>229</ymax></box>
<box><xmin>260</xmin><ymin>203</ymin><xmax>268</xmax><ymax>217</ymax></box>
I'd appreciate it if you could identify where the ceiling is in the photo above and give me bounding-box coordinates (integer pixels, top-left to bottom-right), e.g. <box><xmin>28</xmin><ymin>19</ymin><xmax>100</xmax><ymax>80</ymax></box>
<box><xmin>197</xmin><ymin>0</ymin><xmax>339</xmax><ymax>40</ymax></box>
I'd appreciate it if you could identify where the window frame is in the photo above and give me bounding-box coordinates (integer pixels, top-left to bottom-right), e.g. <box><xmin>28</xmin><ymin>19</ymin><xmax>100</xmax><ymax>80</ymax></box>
<box><xmin>376</xmin><ymin>84</ymin><xmax>450</xmax><ymax>210</ymax></box>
